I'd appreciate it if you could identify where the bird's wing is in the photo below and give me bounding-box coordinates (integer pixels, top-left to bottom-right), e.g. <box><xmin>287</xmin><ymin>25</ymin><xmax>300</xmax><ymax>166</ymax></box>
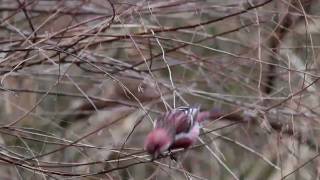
<box><xmin>155</xmin><ymin>106</ymin><xmax>200</xmax><ymax>134</ymax></box>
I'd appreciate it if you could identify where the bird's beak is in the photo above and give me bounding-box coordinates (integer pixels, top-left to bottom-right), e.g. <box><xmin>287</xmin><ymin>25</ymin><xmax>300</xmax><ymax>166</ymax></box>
<box><xmin>149</xmin><ymin>151</ymin><xmax>160</xmax><ymax>161</ymax></box>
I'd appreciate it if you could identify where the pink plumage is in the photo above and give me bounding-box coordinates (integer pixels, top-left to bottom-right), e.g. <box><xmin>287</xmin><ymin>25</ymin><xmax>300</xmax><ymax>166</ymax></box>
<box><xmin>144</xmin><ymin>106</ymin><xmax>202</xmax><ymax>158</ymax></box>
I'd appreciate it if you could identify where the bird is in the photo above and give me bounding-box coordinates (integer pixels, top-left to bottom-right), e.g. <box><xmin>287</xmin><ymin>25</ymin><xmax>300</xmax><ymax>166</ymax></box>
<box><xmin>144</xmin><ymin>106</ymin><xmax>208</xmax><ymax>159</ymax></box>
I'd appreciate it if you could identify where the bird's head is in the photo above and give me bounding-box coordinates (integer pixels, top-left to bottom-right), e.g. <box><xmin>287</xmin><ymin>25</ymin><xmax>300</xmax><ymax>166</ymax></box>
<box><xmin>144</xmin><ymin>128</ymin><xmax>173</xmax><ymax>158</ymax></box>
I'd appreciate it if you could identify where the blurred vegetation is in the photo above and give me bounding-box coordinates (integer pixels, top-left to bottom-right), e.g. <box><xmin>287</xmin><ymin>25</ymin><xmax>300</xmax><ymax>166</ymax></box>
<box><xmin>0</xmin><ymin>0</ymin><xmax>320</xmax><ymax>179</ymax></box>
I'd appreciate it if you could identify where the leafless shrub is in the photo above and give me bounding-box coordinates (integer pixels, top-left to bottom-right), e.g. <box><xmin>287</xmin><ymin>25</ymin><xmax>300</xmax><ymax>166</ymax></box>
<box><xmin>0</xmin><ymin>0</ymin><xmax>319</xmax><ymax>179</ymax></box>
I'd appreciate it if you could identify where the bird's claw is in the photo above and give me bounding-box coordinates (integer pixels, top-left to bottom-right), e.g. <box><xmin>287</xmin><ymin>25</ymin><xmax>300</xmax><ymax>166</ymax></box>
<box><xmin>168</xmin><ymin>150</ymin><xmax>178</xmax><ymax>161</ymax></box>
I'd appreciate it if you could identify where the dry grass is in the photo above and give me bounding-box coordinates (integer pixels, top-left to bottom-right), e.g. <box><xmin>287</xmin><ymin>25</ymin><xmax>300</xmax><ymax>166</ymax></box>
<box><xmin>0</xmin><ymin>0</ymin><xmax>320</xmax><ymax>179</ymax></box>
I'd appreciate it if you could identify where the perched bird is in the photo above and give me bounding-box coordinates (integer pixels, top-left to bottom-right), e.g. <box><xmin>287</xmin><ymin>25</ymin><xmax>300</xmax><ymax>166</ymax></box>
<box><xmin>144</xmin><ymin>106</ymin><xmax>249</xmax><ymax>159</ymax></box>
<box><xmin>144</xmin><ymin>106</ymin><xmax>207</xmax><ymax>158</ymax></box>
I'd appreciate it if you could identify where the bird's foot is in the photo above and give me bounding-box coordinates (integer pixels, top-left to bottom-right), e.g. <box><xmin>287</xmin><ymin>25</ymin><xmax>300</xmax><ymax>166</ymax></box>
<box><xmin>168</xmin><ymin>150</ymin><xmax>178</xmax><ymax>162</ymax></box>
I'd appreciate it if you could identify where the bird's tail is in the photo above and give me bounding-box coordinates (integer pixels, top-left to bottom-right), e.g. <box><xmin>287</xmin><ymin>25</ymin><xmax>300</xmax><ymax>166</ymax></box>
<box><xmin>197</xmin><ymin>108</ymin><xmax>246</xmax><ymax>123</ymax></box>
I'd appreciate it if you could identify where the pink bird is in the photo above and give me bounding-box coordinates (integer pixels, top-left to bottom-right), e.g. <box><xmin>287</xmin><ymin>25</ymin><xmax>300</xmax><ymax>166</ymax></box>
<box><xmin>144</xmin><ymin>106</ymin><xmax>216</xmax><ymax>159</ymax></box>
